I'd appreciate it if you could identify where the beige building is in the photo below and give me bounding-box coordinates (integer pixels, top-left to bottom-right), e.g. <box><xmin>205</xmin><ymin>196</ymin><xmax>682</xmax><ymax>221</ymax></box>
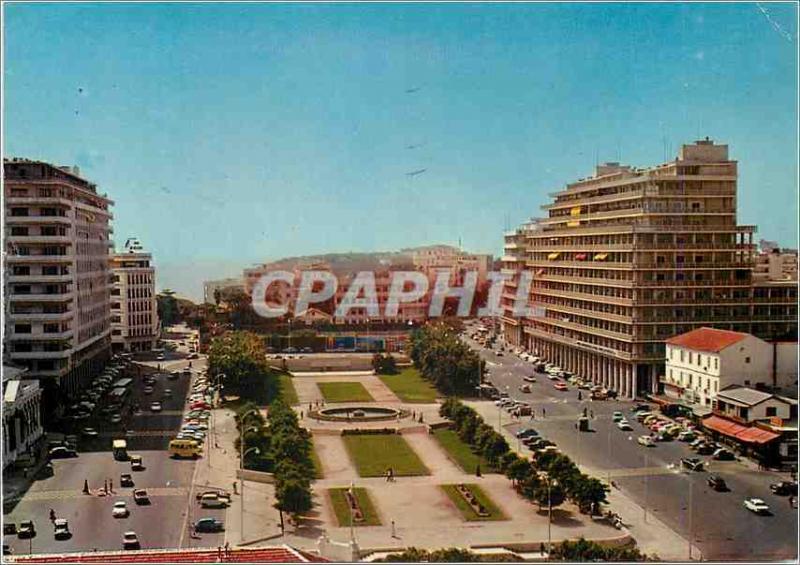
<box><xmin>411</xmin><ymin>245</ymin><xmax>493</xmax><ymax>287</ymax></box>
<box><xmin>110</xmin><ymin>238</ymin><xmax>160</xmax><ymax>352</ymax></box>
<box><xmin>753</xmin><ymin>249</ymin><xmax>798</xmax><ymax>282</ymax></box>
<box><xmin>4</xmin><ymin>159</ymin><xmax>113</xmax><ymax>407</ymax></box>
<box><xmin>2</xmin><ymin>366</ymin><xmax>44</xmax><ymax>471</ymax></box>
<box><xmin>203</xmin><ymin>277</ymin><xmax>245</xmax><ymax>304</ymax></box>
<box><xmin>500</xmin><ymin>139</ymin><xmax>798</xmax><ymax>398</ymax></box>
<box><xmin>663</xmin><ymin>327</ymin><xmax>798</xmax><ymax>407</ymax></box>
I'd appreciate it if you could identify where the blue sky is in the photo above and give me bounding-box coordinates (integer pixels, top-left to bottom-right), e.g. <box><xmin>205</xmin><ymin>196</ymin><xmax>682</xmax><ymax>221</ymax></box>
<box><xmin>4</xmin><ymin>2</ymin><xmax>798</xmax><ymax>300</ymax></box>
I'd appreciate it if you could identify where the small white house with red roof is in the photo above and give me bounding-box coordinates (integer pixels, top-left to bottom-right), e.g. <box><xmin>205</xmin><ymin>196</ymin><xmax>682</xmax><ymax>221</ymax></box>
<box><xmin>662</xmin><ymin>327</ymin><xmax>796</xmax><ymax>407</ymax></box>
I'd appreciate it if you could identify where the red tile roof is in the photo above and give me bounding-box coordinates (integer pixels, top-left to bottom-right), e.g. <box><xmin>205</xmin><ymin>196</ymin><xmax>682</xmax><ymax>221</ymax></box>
<box><xmin>665</xmin><ymin>327</ymin><xmax>750</xmax><ymax>353</ymax></box>
<box><xmin>702</xmin><ymin>415</ymin><xmax>780</xmax><ymax>444</ymax></box>
<box><xmin>8</xmin><ymin>546</ymin><xmax>325</xmax><ymax>564</ymax></box>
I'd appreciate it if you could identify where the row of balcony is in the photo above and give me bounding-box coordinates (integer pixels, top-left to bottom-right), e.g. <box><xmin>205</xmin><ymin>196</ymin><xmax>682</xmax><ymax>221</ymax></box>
<box><xmin>527</xmin><ymin>259</ymin><xmax>751</xmax><ymax>270</ymax></box>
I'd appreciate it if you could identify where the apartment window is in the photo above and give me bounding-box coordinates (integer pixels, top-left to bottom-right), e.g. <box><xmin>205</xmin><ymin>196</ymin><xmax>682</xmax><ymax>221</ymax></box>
<box><xmin>688</xmin><ymin>374</ymin><xmax>693</xmax><ymax>386</ymax></box>
<box><xmin>14</xmin><ymin>343</ymin><xmax>33</xmax><ymax>352</ymax></box>
<box><xmin>14</xmin><ymin>324</ymin><xmax>32</xmax><ymax>334</ymax></box>
<box><xmin>13</xmin><ymin>285</ymin><xmax>31</xmax><ymax>295</ymax></box>
<box><xmin>766</xmin><ymin>407</ymin><xmax>777</xmax><ymax>417</ymax></box>
<box><xmin>38</xmin><ymin>188</ymin><xmax>53</xmax><ymax>198</ymax></box>
<box><xmin>41</xmin><ymin>226</ymin><xmax>60</xmax><ymax>236</ymax></box>
<box><xmin>689</xmin><ymin>352</ymin><xmax>694</xmax><ymax>364</ymax></box>
<box><xmin>12</xmin><ymin>266</ymin><xmax>30</xmax><ymax>276</ymax></box>
<box><xmin>680</xmin><ymin>350</ymin><xmax>685</xmax><ymax>362</ymax></box>
<box><xmin>745</xmin><ymin>357</ymin><xmax>751</xmax><ymax>364</ymax></box>
<box><xmin>10</xmin><ymin>207</ymin><xmax>29</xmax><ymax>217</ymax></box>
<box><xmin>698</xmin><ymin>354</ymin><xmax>703</xmax><ymax>367</ymax></box>
<box><xmin>740</xmin><ymin>407</ymin><xmax>749</xmax><ymax>420</ymax></box>
<box><xmin>42</xmin><ymin>266</ymin><xmax>59</xmax><ymax>275</ymax></box>
<box><xmin>10</xmin><ymin>189</ymin><xmax>27</xmax><ymax>197</ymax></box>
<box><xmin>43</xmin><ymin>323</ymin><xmax>60</xmax><ymax>333</ymax></box>
<box><xmin>40</xmin><ymin>207</ymin><xmax>58</xmax><ymax>216</ymax></box>
<box><xmin>10</xmin><ymin>226</ymin><xmax>29</xmax><ymax>236</ymax></box>
<box><xmin>714</xmin><ymin>358</ymin><xmax>718</xmax><ymax>370</ymax></box>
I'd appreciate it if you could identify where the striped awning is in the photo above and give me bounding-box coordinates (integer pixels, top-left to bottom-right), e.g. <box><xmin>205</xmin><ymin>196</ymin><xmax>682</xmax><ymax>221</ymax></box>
<box><xmin>575</xmin><ymin>253</ymin><xmax>588</xmax><ymax>260</ymax></box>
<box><xmin>547</xmin><ymin>252</ymin><xmax>561</xmax><ymax>260</ymax></box>
<box><xmin>594</xmin><ymin>253</ymin><xmax>609</xmax><ymax>260</ymax></box>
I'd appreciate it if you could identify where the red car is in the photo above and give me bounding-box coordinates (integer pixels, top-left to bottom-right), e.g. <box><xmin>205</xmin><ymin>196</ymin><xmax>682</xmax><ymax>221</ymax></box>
<box><xmin>191</xmin><ymin>401</ymin><xmax>210</xmax><ymax>410</ymax></box>
<box><xmin>553</xmin><ymin>382</ymin><xmax>568</xmax><ymax>391</ymax></box>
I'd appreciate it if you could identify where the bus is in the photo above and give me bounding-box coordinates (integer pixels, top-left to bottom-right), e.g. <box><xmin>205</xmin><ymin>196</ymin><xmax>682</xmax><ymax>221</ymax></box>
<box><xmin>169</xmin><ymin>439</ymin><xmax>201</xmax><ymax>459</ymax></box>
<box><xmin>107</xmin><ymin>387</ymin><xmax>129</xmax><ymax>405</ymax></box>
<box><xmin>112</xmin><ymin>378</ymin><xmax>133</xmax><ymax>390</ymax></box>
<box><xmin>112</xmin><ymin>439</ymin><xmax>128</xmax><ymax>461</ymax></box>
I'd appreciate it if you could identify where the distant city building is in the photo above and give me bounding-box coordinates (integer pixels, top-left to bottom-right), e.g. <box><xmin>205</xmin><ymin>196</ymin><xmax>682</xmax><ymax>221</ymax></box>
<box><xmin>410</xmin><ymin>245</ymin><xmax>493</xmax><ymax>287</ymax></box>
<box><xmin>203</xmin><ymin>277</ymin><xmax>245</xmax><ymax>304</ymax></box>
<box><xmin>663</xmin><ymin>327</ymin><xmax>798</xmax><ymax>408</ymax></box>
<box><xmin>110</xmin><ymin>238</ymin><xmax>160</xmax><ymax>352</ymax></box>
<box><xmin>501</xmin><ymin>219</ymin><xmax>543</xmax><ymax>346</ymax></box>
<box><xmin>753</xmin><ymin>248</ymin><xmax>798</xmax><ymax>282</ymax></box>
<box><xmin>2</xmin><ymin>365</ymin><xmax>44</xmax><ymax>471</ymax></box>
<box><xmin>500</xmin><ymin>139</ymin><xmax>798</xmax><ymax>398</ymax></box>
<box><xmin>4</xmin><ymin>159</ymin><xmax>113</xmax><ymax>409</ymax></box>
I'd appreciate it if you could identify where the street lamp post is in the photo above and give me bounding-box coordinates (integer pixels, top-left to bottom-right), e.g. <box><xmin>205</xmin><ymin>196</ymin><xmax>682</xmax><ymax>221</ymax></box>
<box><xmin>688</xmin><ymin>478</ymin><xmax>694</xmax><ymax>560</ymax></box>
<box><xmin>547</xmin><ymin>477</ymin><xmax>553</xmax><ymax>560</ymax></box>
<box><xmin>644</xmin><ymin>451</ymin><xmax>649</xmax><ymax>523</ymax></box>
<box><xmin>241</xmin><ymin>445</ymin><xmax>260</xmax><ymax>542</ymax></box>
<box><xmin>238</xmin><ymin>408</ymin><xmax>261</xmax><ymax>543</ymax></box>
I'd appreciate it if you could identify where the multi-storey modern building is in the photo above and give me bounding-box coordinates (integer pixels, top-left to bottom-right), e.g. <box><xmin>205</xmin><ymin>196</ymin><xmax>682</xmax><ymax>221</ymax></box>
<box><xmin>500</xmin><ymin>139</ymin><xmax>798</xmax><ymax>398</ymax></box>
<box><xmin>411</xmin><ymin>245</ymin><xmax>493</xmax><ymax>287</ymax></box>
<box><xmin>203</xmin><ymin>277</ymin><xmax>245</xmax><ymax>304</ymax></box>
<box><xmin>4</xmin><ymin>159</ymin><xmax>113</xmax><ymax>409</ymax></box>
<box><xmin>110</xmin><ymin>238</ymin><xmax>160</xmax><ymax>352</ymax></box>
<box><xmin>501</xmin><ymin>219</ymin><xmax>542</xmax><ymax>346</ymax></box>
<box><xmin>2</xmin><ymin>365</ymin><xmax>44</xmax><ymax>471</ymax></box>
<box><xmin>754</xmin><ymin>248</ymin><xmax>798</xmax><ymax>282</ymax></box>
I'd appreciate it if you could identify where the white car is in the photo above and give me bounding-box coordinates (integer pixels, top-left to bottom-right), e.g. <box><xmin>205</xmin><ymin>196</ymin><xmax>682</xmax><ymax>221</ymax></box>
<box><xmin>617</xmin><ymin>420</ymin><xmax>633</xmax><ymax>431</ymax></box>
<box><xmin>122</xmin><ymin>531</ymin><xmax>140</xmax><ymax>549</ymax></box>
<box><xmin>637</xmin><ymin>435</ymin><xmax>655</xmax><ymax>447</ymax></box>
<box><xmin>150</xmin><ymin>402</ymin><xmax>162</xmax><ymax>412</ymax></box>
<box><xmin>743</xmin><ymin>498</ymin><xmax>770</xmax><ymax>514</ymax></box>
<box><xmin>112</xmin><ymin>501</ymin><xmax>129</xmax><ymax>518</ymax></box>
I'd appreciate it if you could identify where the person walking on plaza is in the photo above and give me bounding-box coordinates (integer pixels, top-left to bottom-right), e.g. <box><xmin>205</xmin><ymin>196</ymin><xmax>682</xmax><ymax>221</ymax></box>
<box><xmin>109</xmin><ymin>479</ymin><xmax>113</xmax><ymax>493</ymax></box>
<box><xmin>542</xmin><ymin>407</ymin><xmax>546</xmax><ymax>418</ymax></box>
<box><xmin>83</xmin><ymin>479</ymin><xmax>90</xmax><ymax>494</ymax></box>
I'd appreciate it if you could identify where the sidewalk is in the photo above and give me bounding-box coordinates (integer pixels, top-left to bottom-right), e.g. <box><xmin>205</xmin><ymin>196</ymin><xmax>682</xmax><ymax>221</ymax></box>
<box><xmin>465</xmin><ymin>400</ymin><xmax>700</xmax><ymax>561</ymax></box>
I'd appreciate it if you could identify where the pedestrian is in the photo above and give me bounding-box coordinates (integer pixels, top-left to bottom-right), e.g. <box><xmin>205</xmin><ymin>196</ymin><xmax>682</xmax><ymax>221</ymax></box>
<box><xmin>542</xmin><ymin>407</ymin><xmax>546</xmax><ymax>418</ymax></box>
<box><xmin>300</xmin><ymin>411</ymin><xmax>304</xmax><ymax>419</ymax></box>
<box><xmin>391</xmin><ymin>520</ymin><xmax>397</xmax><ymax>538</ymax></box>
<box><xmin>233</xmin><ymin>481</ymin><xmax>238</xmax><ymax>495</ymax></box>
<box><xmin>103</xmin><ymin>479</ymin><xmax>108</xmax><ymax>494</ymax></box>
<box><xmin>109</xmin><ymin>479</ymin><xmax>113</xmax><ymax>493</ymax></box>
<box><xmin>386</xmin><ymin>469</ymin><xmax>391</xmax><ymax>482</ymax></box>
<box><xmin>218</xmin><ymin>546</ymin><xmax>223</xmax><ymax>561</ymax></box>
<box><xmin>540</xmin><ymin>542</ymin><xmax>545</xmax><ymax>556</ymax></box>
<box><xmin>83</xmin><ymin>479</ymin><xmax>90</xmax><ymax>494</ymax></box>
<box><xmin>476</xmin><ymin>464</ymin><xmax>482</xmax><ymax>478</ymax></box>
<box><xmin>590</xmin><ymin>410</ymin><xmax>594</xmax><ymax>419</ymax></box>
<box><xmin>49</xmin><ymin>508</ymin><xmax>56</xmax><ymax>522</ymax></box>
<box><xmin>225</xmin><ymin>542</ymin><xmax>230</xmax><ymax>558</ymax></box>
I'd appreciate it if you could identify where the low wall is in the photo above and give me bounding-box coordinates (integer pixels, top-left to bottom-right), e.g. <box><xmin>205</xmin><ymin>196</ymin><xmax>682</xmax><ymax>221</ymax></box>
<box><xmin>237</xmin><ymin>469</ymin><xmax>275</xmax><ymax>484</ymax></box>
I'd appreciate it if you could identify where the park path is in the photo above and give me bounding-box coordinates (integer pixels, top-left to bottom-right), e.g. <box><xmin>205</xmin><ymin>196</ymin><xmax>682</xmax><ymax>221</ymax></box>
<box><xmin>312</xmin><ymin>433</ymin><xmax>357</xmax><ymax>482</ymax></box>
<box><xmin>402</xmin><ymin>431</ymin><xmax>465</xmax><ymax>481</ymax></box>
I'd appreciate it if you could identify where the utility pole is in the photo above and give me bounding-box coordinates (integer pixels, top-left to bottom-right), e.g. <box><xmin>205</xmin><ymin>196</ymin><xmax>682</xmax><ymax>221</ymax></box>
<box><xmin>547</xmin><ymin>478</ymin><xmax>552</xmax><ymax>560</ymax></box>
<box><xmin>644</xmin><ymin>451</ymin><xmax>649</xmax><ymax>523</ymax></box>
<box><xmin>688</xmin><ymin>478</ymin><xmax>694</xmax><ymax>560</ymax></box>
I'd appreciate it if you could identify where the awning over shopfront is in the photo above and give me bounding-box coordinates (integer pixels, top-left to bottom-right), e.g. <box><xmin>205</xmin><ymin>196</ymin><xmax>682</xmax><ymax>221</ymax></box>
<box><xmin>702</xmin><ymin>415</ymin><xmax>780</xmax><ymax>445</ymax></box>
<box><xmin>548</xmin><ymin>252</ymin><xmax>561</xmax><ymax>260</ymax></box>
<box><xmin>594</xmin><ymin>253</ymin><xmax>609</xmax><ymax>260</ymax></box>
<box><xmin>536</xmin><ymin>269</ymin><xmax>545</xmax><ymax>276</ymax></box>
<box><xmin>575</xmin><ymin>253</ymin><xmax>588</xmax><ymax>260</ymax></box>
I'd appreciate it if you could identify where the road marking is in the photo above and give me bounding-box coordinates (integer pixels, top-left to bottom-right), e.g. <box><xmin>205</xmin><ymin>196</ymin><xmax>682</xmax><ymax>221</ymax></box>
<box><xmin>23</xmin><ymin>487</ymin><xmax>189</xmax><ymax>501</ymax></box>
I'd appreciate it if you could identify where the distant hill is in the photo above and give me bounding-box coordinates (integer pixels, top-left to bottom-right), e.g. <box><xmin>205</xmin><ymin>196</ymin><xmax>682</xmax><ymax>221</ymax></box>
<box><xmin>252</xmin><ymin>247</ymin><xmax>452</xmax><ymax>275</ymax></box>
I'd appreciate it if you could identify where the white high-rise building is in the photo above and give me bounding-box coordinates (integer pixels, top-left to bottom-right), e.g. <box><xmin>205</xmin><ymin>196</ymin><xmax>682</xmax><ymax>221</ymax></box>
<box><xmin>110</xmin><ymin>238</ymin><xmax>160</xmax><ymax>352</ymax></box>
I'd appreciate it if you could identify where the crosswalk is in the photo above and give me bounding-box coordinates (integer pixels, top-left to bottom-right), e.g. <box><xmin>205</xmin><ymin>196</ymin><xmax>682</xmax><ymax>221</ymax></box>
<box><xmin>24</xmin><ymin>486</ymin><xmax>189</xmax><ymax>501</ymax></box>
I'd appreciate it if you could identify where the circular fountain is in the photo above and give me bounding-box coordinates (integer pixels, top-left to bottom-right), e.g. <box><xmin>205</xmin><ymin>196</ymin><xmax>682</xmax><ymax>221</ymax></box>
<box><xmin>313</xmin><ymin>406</ymin><xmax>407</xmax><ymax>422</ymax></box>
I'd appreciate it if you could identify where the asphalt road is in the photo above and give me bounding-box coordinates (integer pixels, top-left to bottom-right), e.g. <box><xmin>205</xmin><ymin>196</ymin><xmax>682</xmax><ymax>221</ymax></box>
<box><xmin>463</xmin><ymin>330</ymin><xmax>798</xmax><ymax>562</ymax></box>
<box><xmin>3</xmin><ymin>344</ymin><xmax>227</xmax><ymax>555</ymax></box>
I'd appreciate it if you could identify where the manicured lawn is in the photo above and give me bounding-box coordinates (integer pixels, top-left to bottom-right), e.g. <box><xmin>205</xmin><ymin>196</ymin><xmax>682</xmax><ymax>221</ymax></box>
<box><xmin>343</xmin><ymin>434</ymin><xmax>430</xmax><ymax>477</ymax></box>
<box><xmin>441</xmin><ymin>484</ymin><xmax>507</xmax><ymax>521</ymax></box>
<box><xmin>432</xmin><ymin>428</ymin><xmax>497</xmax><ymax>474</ymax></box>
<box><xmin>379</xmin><ymin>367</ymin><xmax>438</xmax><ymax>403</ymax></box>
<box><xmin>279</xmin><ymin>373</ymin><xmax>299</xmax><ymax>406</ymax></box>
<box><xmin>328</xmin><ymin>487</ymin><xmax>382</xmax><ymax>526</ymax></box>
<box><xmin>318</xmin><ymin>382</ymin><xmax>374</xmax><ymax>403</ymax></box>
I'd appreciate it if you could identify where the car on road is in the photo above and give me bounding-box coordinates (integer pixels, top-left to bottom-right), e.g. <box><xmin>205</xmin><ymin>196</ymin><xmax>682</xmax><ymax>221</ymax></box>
<box><xmin>199</xmin><ymin>493</ymin><xmax>229</xmax><ymax>508</ymax></box>
<box><xmin>130</xmin><ymin>455</ymin><xmax>144</xmax><ymax>471</ymax></box>
<box><xmin>519</xmin><ymin>384</ymin><xmax>532</xmax><ymax>393</ymax></box>
<box><xmin>133</xmin><ymin>489</ymin><xmax>150</xmax><ymax>505</ymax></box>
<box><xmin>707</xmin><ymin>475</ymin><xmax>728</xmax><ymax>492</ymax></box>
<box><xmin>53</xmin><ymin>519</ymin><xmax>71</xmax><ymax>540</ymax></box>
<box><xmin>617</xmin><ymin>420</ymin><xmax>633</xmax><ymax>431</ymax></box>
<box><xmin>150</xmin><ymin>401</ymin><xmax>162</xmax><ymax>412</ymax></box>
<box><xmin>743</xmin><ymin>498</ymin><xmax>770</xmax><ymax>515</ymax></box>
<box><xmin>678</xmin><ymin>431</ymin><xmax>696</xmax><ymax>442</ymax></box>
<box><xmin>49</xmin><ymin>446</ymin><xmax>77</xmax><ymax>459</ymax></box>
<box><xmin>122</xmin><ymin>531</ymin><xmax>140</xmax><ymax>549</ymax></box>
<box><xmin>495</xmin><ymin>350</ymin><xmax>504</xmax><ymax>356</ymax></box>
<box><xmin>187</xmin><ymin>352</ymin><xmax>199</xmax><ymax>359</ymax></box>
<box><xmin>143</xmin><ymin>386</ymin><xmax>154</xmax><ymax>395</ymax></box>
<box><xmin>120</xmin><ymin>473</ymin><xmax>134</xmax><ymax>487</ymax></box>
<box><xmin>713</xmin><ymin>448</ymin><xmax>735</xmax><ymax>461</ymax></box>
<box><xmin>81</xmin><ymin>427</ymin><xmax>98</xmax><ymax>437</ymax></box>
<box><xmin>770</xmin><ymin>481</ymin><xmax>798</xmax><ymax>496</ymax></box>
<box><xmin>112</xmin><ymin>501</ymin><xmax>129</xmax><ymax>518</ymax></box>
<box><xmin>515</xmin><ymin>428</ymin><xmax>539</xmax><ymax>438</ymax></box>
<box><xmin>163</xmin><ymin>388</ymin><xmax>172</xmax><ymax>397</ymax></box>
<box><xmin>637</xmin><ymin>435</ymin><xmax>655</xmax><ymax>447</ymax></box>
<box><xmin>681</xmin><ymin>457</ymin><xmax>705</xmax><ymax>471</ymax></box>
<box><xmin>612</xmin><ymin>411</ymin><xmax>624</xmax><ymax>422</ymax></box>
<box><xmin>195</xmin><ymin>490</ymin><xmax>231</xmax><ymax>503</ymax></box>
<box><xmin>194</xmin><ymin>518</ymin><xmax>224</xmax><ymax>533</ymax></box>
<box><xmin>553</xmin><ymin>382</ymin><xmax>568</xmax><ymax>391</ymax></box>
<box><xmin>523</xmin><ymin>375</ymin><xmax>536</xmax><ymax>383</ymax></box>
<box><xmin>695</xmin><ymin>443</ymin><xmax>716</xmax><ymax>455</ymax></box>
<box><xmin>156</xmin><ymin>354</ymin><xmax>165</xmax><ymax>361</ymax></box>
<box><xmin>109</xmin><ymin>414</ymin><xmax>122</xmax><ymax>424</ymax></box>
<box><xmin>17</xmin><ymin>521</ymin><xmax>35</xmax><ymax>539</ymax></box>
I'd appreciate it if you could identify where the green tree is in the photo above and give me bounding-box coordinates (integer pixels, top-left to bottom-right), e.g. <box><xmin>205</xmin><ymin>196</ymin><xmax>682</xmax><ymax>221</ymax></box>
<box><xmin>505</xmin><ymin>457</ymin><xmax>532</xmax><ymax>487</ymax></box>
<box><xmin>157</xmin><ymin>289</ymin><xmax>179</xmax><ymax>326</ymax></box>
<box><xmin>208</xmin><ymin>331</ymin><xmax>279</xmax><ymax>402</ymax></box>
<box><xmin>551</xmin><ymin>538</ymin><xmax>649</xmax><ymax>562</ymax></box>
<box><xmin>569</xmin><ymin>475</ymin><xmax>609</xmax><ymax>514</ymax></box>
<box><xmin>482</xmin><ymin>434</ymin><xmax>510</xmax><ymax>466</ymax></box>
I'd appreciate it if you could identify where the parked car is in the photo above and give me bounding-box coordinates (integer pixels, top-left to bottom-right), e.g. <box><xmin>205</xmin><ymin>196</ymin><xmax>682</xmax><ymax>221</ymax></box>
<box><xmin>143</xmin><ymin>386</ymin><xmax>154</xmax><ymax>395</ymax></box>
<box><xmin>133</xmin><ymin>489</ymin><xmax>150</xmax><ymax>505</ymax></box>
<box><xmin>553</xmin><ymin>382</ymin><xmax>568</xmax><ymax>391</ymax></box>
<box><xmin>81</xmin><ymin>427</ymin><xmax>98</xmax><ymax>438</ymax></box>
<box><xmin>515</xmin><ymin>428</ymin><xmax>539</xmax><ymax>439</ymax></box>
<box><xmin>130</xmin><ymin>455</ymin><xmax>144</xmax><ymax>471</ymax></box>
<box><xmin>120</xmin><ymin>473</ymin><xmax>134</xmax><ymax>487</ymax></box>
<box><xmin>199</xmin><ymin>493</ymin><xmax>229</xmax><ymax>508</ymax></box>
<box><xmin>770</xmin><ymin>481</ymin><xmax>798</xmax><ymax>496</ymax></box>
<box><xmin>681</xmin><ymin>457</ymin><xmax>705</xmax><ymax>471</ymax></box>
<box><xmin>638</xmin><ymin>435</ymin><xmax>656</xmax><ymax>447</ymax></box>
<box><xmin>17</xmin><ymin>520</ymin><xmax>35</xmax><ymax>539</ymax></box>
<box><xmin>109</xmin><ymin>414</ymin><xmax>122</xmax><ymax>424</ymax></box>
<box><xmin>53</xmin><ymin>519</ymin><xmax>71</xmax><ymax>540</ymax></box>
<box><xmin>678</xmin><ymin>431</ymin><xmax>696</xmax><ymax>442</ymax></box>
<box><xmin>523</xmin><ymin>375</ymin><xmax>536</xmax><ymax>383</ymax></box>
<box><xmin>194</xmin><ymin>518</ymin><xmax>224</xmax><ymax>532</ymax></box>
<box><xmin>743</xmin><ymin>498</ymin><xmax>770</xmax><ymax>515</ymax></box>
<box><xmin>707</xmin><ymin>475</ymin><xmax>728</xmax><ymax>492</ymax></box>
<box><xmin>696</xmin><ymin>443</ymin><xmax>716</xmax><ymax>455</ymax></box>
<box><xmin>519</xmin><ymin>384</ymin><xmax>532</xmax><ymax>393</ymax></box>
<box><xmin>122</xmin><ymin>531</ymin><xmax>140</xmax><ymax>549</ymax></box>
<box><xmin>112</xmin><ymin>501</ymin><xmax>129</xmax><ymax>518</ymax></box>
<box><xmin>617</xmin><ymin>420</ymin><xmax>633</xmax><ymax>431</ymax></box>
<box><xmin>713</xmin><ymin>448</ymin><xmax>735</xmax><ymax>461</ymax></box>
<box><xmin>612</xmin><ymin>411</ymin><xmax>624</xmax><ymax>422</ymax></box>
<box><xmin>150</xmin><ymin>402</ymin><xmax>162</xmax><ymax>412</ymax></box>
<box><xmin>49</xmin><ymin>447</ymin><xmax>77</xmax><ymax>459</ymax></box>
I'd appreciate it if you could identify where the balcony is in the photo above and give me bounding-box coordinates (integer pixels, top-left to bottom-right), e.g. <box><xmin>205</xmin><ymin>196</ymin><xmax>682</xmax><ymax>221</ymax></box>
<box><xmin>6</xmin><ymin>235</ymin><xmax>73</xmax><ymax>244</ymax></box>
<box><xmin>7</xmin><ymin>330</ymin><xmax>74</xmax><ymax>341</ymax></box>
<box><xmin>542</xmin><ymin>189</ymin><xmax>648</xmax><ymax>210</ymax></box>
<box><xmin>533</xmin><ymin>301</ymin><xmax>633</xmax><ymax>324</ymax></box>
<box><xmin>7</xmin><ymin>274</ymin><xmax>73</xmax><ymax>283</ymax></box>
<box><xmin>532</xmin><ymin>316</ymin><xmax>633</xmax><ymax>342</ymax></box>
<box><xmin>537</xmin><ymin>273</ymin><xmax>635</xmax><ymax>288</ymax></box>
<box><xmin>522</xmin><ymin>326</ymin><xmax>635</xmax><ymax>361</ymax></box>
<box><xmin>533</xmin><ymin>287</ymin><xmax>634</xmax><ymax>306</ymax></box>
<box><xmin>8</xmin><ymin>349</ymin><xmax>72</xmax><ymax>360</ymax></box>
<box><xmin>7</xmin><ymin>311</ymin><xmax>74</xmax><ymax>321</ymax></box>
<box><xmin>8</xmin><ymin>292</ymin><xmax>75</xmax><ymax>302</ymax></box>
<box><xmin>529</xmin><ymin>243</ymin><xmax>635</xmax><ymax>251</ymax></box>
<box><xmin>6</xmin><ymin>253</ymin><xmax>75</xmax><ymax>263</ymax></box>
<box><xmin>635</xmin><ymin>278</ymin><xmax>751</xmax><ymax>287</ymax></box>
<box><xmin>527</xmin><ymin>259</ymin><xmax>634</xmax><ymax>270</ymax></box>
<box><xmin>6</xmin><ymin>215</ymin><xmax>72</xmax><ymax>225</ymax></box>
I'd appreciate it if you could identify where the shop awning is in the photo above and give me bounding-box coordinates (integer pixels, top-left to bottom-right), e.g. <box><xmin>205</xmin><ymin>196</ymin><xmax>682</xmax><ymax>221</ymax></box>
<box><xmin>547</xmin><ymin>252</ymin><xmax>561</xmax><ymax>260</ymax></box>
<box><xmin>702</xmin><ymin>415</ymin><xmax>780</xmax><ymax>444</ymax></box>
<box><xmin>594</xmin><ymin>253</ymin><xmax>609</xmax><ymax>260</ymax></box>
<box><xmin>575</xmin><ymin>253</ymin><xmax>588</xmax><ymax>260</ymax></box>
<box><xmin>536</xmin><ymin>269</ymin><xmax>545</xmax><ymax>276</ymax></box>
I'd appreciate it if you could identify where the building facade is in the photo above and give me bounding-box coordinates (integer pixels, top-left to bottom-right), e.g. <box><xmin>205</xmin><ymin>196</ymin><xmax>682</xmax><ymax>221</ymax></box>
<box><xmin>754</xmin><ymin>248</ymin><xmax>798</xmax><ymax>282</ymax></box>
<box><xmin>203</xmin><ymin>277</ymin><xmax>245</xmax><ymax>304</ymax></box>
<box><xmin>110</xmin><ymin>238</ymin><xmax>159</xmax><ymax>352</ymax></box>
<box><xmin>500</xmin><ymin>140</ymin><xmax>798</xmax><ymax>398</ymax></box>
<box><xmin>2</xmin><ymin>366</ymin><xmax>44</xmax><ymax>471</ymax></box>
<box><xmin>4</xmin><ymin>159</ymin><xmax>113</xmax><ymax>409</ymax></box>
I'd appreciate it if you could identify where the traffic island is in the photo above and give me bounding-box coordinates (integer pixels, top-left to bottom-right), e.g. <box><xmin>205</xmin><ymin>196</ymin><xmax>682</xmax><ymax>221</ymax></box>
<box><xmin>441</xmin><ymin>483</ymin><xmax>507</xmax><ymax>521</ymax></box>
<box><xmin>329</xmin><ymin>487</ymin><xmax>382</xmax><ymax>526</ymax></box>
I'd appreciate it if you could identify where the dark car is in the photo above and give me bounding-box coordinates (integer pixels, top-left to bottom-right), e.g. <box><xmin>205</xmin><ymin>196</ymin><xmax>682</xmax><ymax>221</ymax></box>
<box><xmin>17</xmin><ymin>520</ymin><xmax>35</xmax><ymax>539</ymax></box>
<box><xmin>133</xmin><ymin>489</ymin><xmax>150</xmax><ymax>505</ymax></box>
<box><xmin>120</xmin><ymin>473</ymin><xmax>134</xmax><ymax>487</ymax></box>
<box><xmin>695</xmin><ymin>443</ymin><xmax>715</xmax><ymax>455</ymax></box>
<box><xmin>632</xmin><ymin>403</ymin><xmax>650</xmax><ymax>413</ymax></box>
<box><xmin>515</xmin><ymin>428</ymin><xmax>539</xmax><ymax>439</ymax></box>
<box><xmin>681</xmin><ymin>457</ymin><xmax>705</xmax><ymax>472</ymax></box>
<box><xmin>770</xmin><ymin>481</ymin><xmax>798</xmax><ymax>496</ymax></box>
<box><xmin>48</xmin><ymin>447</ymin><xmax>77</xmax><ymax>459</ymax></box>
<box><xmin>707</xmin><ymin>475</ymin><xmax>728</xmax><ymax>492</ymax></box>
<box><xmin>194</xmin><ymin>518</ymin><xmax>224</xmax><ymax>533</ymax></box>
